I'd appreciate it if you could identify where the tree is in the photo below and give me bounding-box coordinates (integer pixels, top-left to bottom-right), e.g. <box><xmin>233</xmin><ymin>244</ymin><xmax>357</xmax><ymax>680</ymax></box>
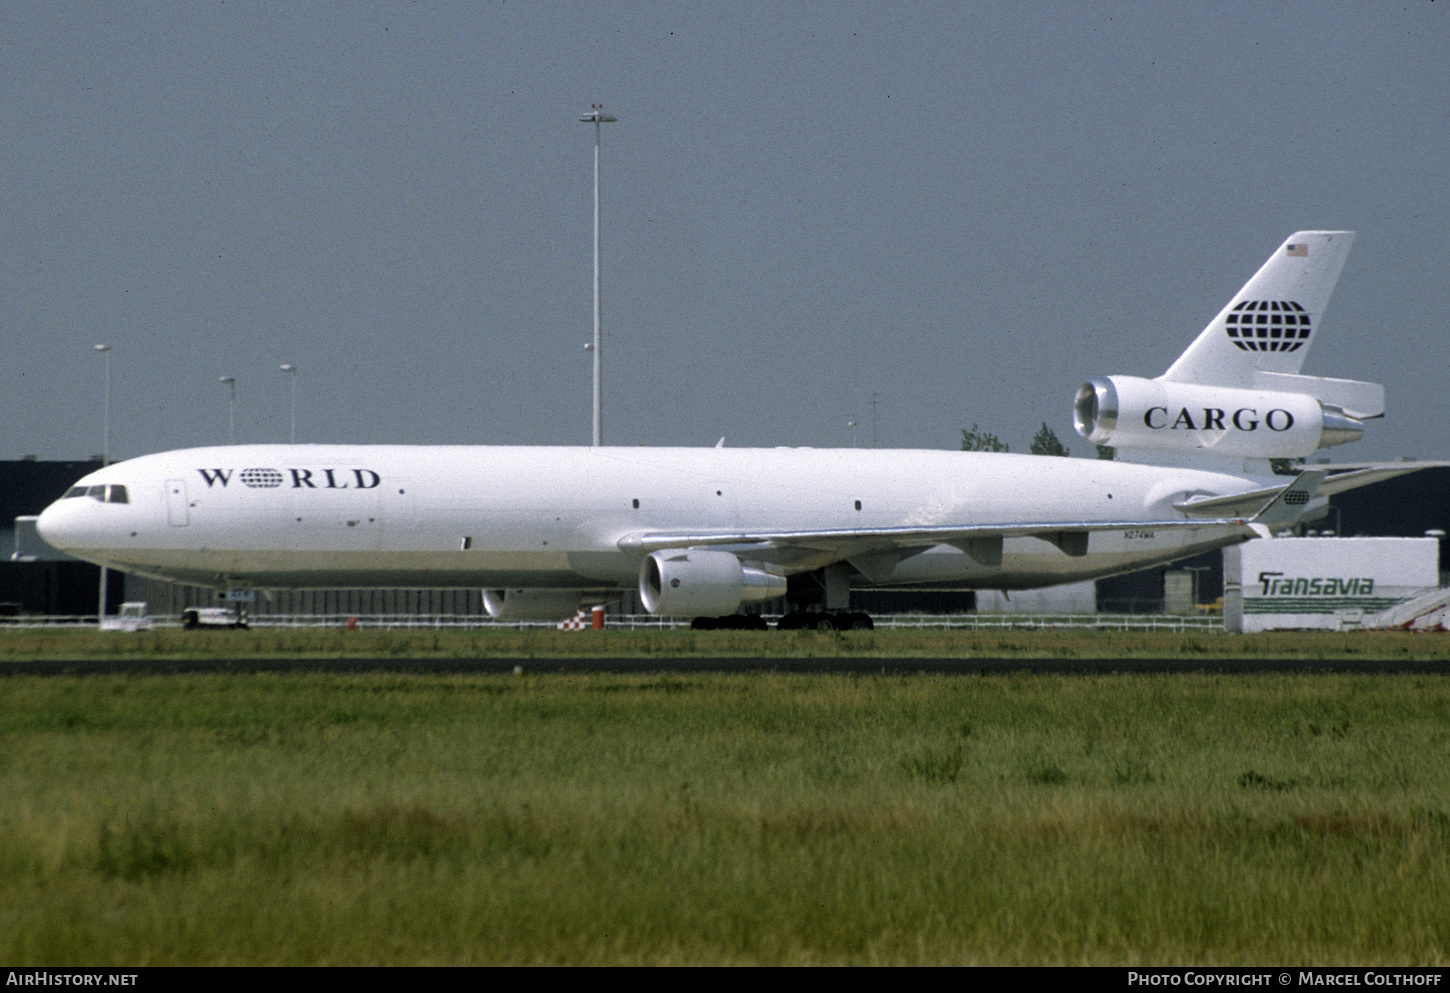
<box><xmin>1029</xmin><ymin>423</ymin><xmax>1070</xmax><ymax>457</ymax></box>
<box><xmin>1095</xmin><ymin>444</ymin><xmax>1115</xmax><ymax>461</ymax></box>
<box><xmin>960</xmin><ymin>424</ymin><xmax>1009</xmax><ymax>453</ymax></box>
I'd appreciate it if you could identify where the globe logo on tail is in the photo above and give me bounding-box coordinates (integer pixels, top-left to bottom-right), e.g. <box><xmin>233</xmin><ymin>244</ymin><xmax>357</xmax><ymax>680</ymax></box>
<box><xmin>1225</xmin><ymin>300</ymin><xmax>1311</xmax><ymax>352</ymax></box>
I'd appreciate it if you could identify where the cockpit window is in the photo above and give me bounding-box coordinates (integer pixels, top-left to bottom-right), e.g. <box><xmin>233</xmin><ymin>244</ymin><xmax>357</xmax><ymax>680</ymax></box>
<box><xmin>61</xmin><ymin>484</ymin><xmax>127</xmax><ymax>502</ymax></box>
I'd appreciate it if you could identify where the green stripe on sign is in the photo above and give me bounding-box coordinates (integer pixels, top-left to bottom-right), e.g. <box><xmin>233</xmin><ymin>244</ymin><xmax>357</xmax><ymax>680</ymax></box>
<box><xmin>1243</xmin><ymin>598</ymin><xmax>1404</xmax><ymax>614</ymax></box>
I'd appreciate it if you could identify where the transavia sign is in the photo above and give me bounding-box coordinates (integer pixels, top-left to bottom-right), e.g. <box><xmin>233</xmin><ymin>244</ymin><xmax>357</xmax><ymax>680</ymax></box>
<box><xmin>1226</xmin><ymin>538</ymin><xmax>1439</xmax><ymax>632</ymax></box>
<box><xmin>1258</xmin><ymin>571</ymin><xmax>1374</xmax><ymax>596</ymax></box>
<box><xmin>196</xmin><ymin>468</ymin><xmax>382</xmax><ymax>490</ymax></box>
<box><xmin>1245</xmin><ymin>570</ymin><xmax>1402</xmax><ymax>617</ymax></box>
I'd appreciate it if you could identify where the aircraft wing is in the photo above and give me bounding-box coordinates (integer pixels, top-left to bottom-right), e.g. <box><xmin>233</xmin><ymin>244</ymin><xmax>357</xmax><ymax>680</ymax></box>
<box><xmin>617</xmin><ymin>516</ymin><xmax>1258</xmax><ymax>565</ymax></box>
<box><xmin>619</xmin><ymin>470</ymin><xmax>1334</xmax><ymax>566</ymax></box>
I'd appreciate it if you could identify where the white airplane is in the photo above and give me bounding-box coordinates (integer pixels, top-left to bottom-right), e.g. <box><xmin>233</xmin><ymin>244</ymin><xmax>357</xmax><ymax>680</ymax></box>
<box><xmin>35</xmin><ymin>230</ymin><xmax>1431</xmax><ymax>629</ymax></box>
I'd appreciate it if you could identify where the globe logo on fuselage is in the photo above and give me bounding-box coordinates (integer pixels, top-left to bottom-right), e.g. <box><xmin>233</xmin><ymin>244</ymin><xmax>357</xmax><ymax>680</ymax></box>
<box><xmin>239</xmin><ymin>468</ymin><xmax>285</xmax><ymax>488</ymax></box>
<box><xmin>1224</xmin><ymin>300</ymin><xmax>1311</xmax><ymax>352</ymax></box>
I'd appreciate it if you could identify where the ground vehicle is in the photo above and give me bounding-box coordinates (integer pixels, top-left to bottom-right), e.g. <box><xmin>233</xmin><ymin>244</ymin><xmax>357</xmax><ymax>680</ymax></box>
<box><xmin>101</xmin><ymin>601</ymin><xmax>155</xmax><ymax>632</ymax></box>
<box><xmin>180</xmin><ymin>607</ymin><xmax>249</xmax><ymax>630</ymax></box>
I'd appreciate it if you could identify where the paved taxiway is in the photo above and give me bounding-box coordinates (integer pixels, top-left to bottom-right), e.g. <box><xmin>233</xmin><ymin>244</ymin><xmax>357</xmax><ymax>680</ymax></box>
<box><xmin>2</xmin><ymin>657</ymin><xmax>1448</xmax><ymax>676</ymax></box>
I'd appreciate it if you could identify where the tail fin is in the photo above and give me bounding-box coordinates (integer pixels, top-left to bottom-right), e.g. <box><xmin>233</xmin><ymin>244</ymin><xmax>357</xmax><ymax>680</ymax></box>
<box><xmin>1162</xmin><ymin>231</ymin><xmax>1355</xmax><ymax>388</ymax></box>
<box><xmin>1073</xmin><ymin>230</ymin><xmax>1384</xmax><ymax>471</ymax></box>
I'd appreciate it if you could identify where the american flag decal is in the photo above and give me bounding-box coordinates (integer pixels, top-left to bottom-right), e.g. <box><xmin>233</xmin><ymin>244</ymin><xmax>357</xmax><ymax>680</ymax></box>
<box><xmin>1285</xmin><ymin>243</ymin><xmax>1308</xmax><ymax>257</ymax></box>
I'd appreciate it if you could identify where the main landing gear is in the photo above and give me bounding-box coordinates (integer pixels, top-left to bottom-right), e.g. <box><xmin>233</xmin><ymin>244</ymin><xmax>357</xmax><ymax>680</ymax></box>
<box><xmin>689</xmin><ymin>614</ymin><xmax>770</xmax><ymax>631</ymax></box>
<box><xmin>773</xmin><ymin>563</ymin><xmax>874</xmax><ymax>630</ymax></box>
<box><xmin>686</xmin><ymin>565</ymin><xmax>875</xmax><ymax>631</ymax></box>
<box><xmin>775</xmin><ymin>610</ymin><xmax>875</xmax><ymax>631</ymax></box>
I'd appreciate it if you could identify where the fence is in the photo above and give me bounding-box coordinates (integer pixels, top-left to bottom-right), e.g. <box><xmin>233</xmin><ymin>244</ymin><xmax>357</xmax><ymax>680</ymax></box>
<box><xmin>1</xmin><ymin>612</ymin><xmax>1227</xmax><ymax>633</ymax></box>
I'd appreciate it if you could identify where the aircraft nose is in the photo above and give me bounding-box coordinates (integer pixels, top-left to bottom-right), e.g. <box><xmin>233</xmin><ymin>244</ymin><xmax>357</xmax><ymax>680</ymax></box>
<box><xmin>35</xmin><ymin>497</ymin><xmax>89</xmax><ymax>554</ymax></box>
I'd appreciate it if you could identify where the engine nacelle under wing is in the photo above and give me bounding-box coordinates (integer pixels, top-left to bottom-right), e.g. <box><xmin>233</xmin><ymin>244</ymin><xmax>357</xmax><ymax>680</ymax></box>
<box><xmin>1074</xmin><ymin>376</ymin><xmax>1364</xmax><ymax>459</ymax></box>
<box><xmin>483</xmin><ymin>588</ymin><xmax>587</xmax><ymax>621</ymax></box>
<box><xmin>639</xmin><ymin>548</ymin><xmax>787</xmax><ymax>617</ymax></box>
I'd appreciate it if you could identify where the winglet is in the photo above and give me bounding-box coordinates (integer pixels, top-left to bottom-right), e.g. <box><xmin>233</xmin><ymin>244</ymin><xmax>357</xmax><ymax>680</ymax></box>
<box><xmin>1248</xmin><ymin>468</ymin><xmax>1329</xmax><ymax>529</ymax></box>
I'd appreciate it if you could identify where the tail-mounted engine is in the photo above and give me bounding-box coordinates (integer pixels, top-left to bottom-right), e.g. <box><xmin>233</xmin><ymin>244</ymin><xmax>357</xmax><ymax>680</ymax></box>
<box><xmin>639</xmin><ymin>549</ymin><xmax>787</xmax><ymax>617</ymax></box>
<box><xmin>1074</xmin><ymin>376</ymin><xmax>1366</xmax><ymax>459</ymax></box>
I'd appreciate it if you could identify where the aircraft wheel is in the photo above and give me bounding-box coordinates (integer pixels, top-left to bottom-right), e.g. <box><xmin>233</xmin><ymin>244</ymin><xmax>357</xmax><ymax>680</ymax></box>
<box><xmin>843</xmin><ymin>612</ymin><xmax>875</xmax><ymax>631</ymax></box>
<box><xmin>813</xmin><ymin>614</ymin><xmax>838</xmax><ymax>631</ymax></box>
<box><xmin>690</xmin><ymin>616</ymin><xmax>719</xmax><ymax>631</ymax></box>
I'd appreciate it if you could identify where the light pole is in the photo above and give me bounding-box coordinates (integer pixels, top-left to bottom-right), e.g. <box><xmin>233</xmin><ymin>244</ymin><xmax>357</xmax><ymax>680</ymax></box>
<box><xmin>94</xmin><ymin>344</ymin><xmax>111</xmax><ymax>464</ymax></box>
<box><xmin>279</xmin><ymin>364</ymin><xmax>297</xmax><ymax>443</ymax></box>
<box><xmin>847</xmin><ymin>421</ymin><xmax>858</xmax><ymax>447</ymax></box>
<box><xmin>579</xmin><ymin>104</ymin><xmax>617</xmax><ymax>447</ymax></box>
<box><xmin>93</xmin><ymin>344</ymin><xmax>111</xmax><ymax>626</ymax></box>
<box><xmin>219</xmin><ymin>376</ymin><xmax>236</xmax><ymax>444</ymax></box>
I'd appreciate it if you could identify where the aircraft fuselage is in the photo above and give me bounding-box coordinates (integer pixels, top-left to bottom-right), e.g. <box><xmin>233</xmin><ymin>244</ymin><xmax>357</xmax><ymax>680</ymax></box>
<box><xmin>37</xmin><ymin>443</ymin><xmax>1264</xmax><ymax>593</ymax></box>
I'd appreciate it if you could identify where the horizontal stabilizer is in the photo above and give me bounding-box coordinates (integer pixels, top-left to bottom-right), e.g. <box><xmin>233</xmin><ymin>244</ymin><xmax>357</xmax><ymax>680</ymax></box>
<box><xmin>1252</xmin><ymin>371</ymin><xmax>1385</xmax><ymax>420</ymax></box>
<box><xmin>1175</xmin><ymin>462</ymin><xmax>1449</xmax><ymax>518</ymax></box>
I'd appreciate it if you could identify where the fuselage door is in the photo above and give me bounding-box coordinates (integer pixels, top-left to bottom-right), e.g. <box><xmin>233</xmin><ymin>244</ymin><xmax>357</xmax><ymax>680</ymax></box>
<box><xmin>165</xmin><ymin>479</ymin><xmax>190</xmax><ymax>527</ymax></box>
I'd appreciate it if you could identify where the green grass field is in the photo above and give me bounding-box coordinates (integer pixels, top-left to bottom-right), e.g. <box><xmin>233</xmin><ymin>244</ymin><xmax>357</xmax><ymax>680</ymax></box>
<box><xmin>2</xmin><ymin>624</ymin><xmax>1449</xmax><ymax>661</ymax></box>
<box><xmin>3</xmin><ymin>655</ymin><xmax>1450</xmax><ymax>964</ymax></box>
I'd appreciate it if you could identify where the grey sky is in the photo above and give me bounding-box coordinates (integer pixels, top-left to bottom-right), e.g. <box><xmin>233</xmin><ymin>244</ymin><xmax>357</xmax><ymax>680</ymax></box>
<box><xmin>2</xmin><ymin>1</ymin><xmax>1446</xmax><ymax>463</ymax></box>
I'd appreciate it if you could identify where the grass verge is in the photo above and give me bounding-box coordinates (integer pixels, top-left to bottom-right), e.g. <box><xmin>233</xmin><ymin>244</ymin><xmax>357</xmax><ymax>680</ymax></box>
<box><xmin>2</xmin><ymin>625</ymin><xmax>1449</xmax><ymax>661</ymax></box>
<box><xmin>2</xmin><ymin>670</ymin><xmax>1449</xmax><ymax>964</ymax></box>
